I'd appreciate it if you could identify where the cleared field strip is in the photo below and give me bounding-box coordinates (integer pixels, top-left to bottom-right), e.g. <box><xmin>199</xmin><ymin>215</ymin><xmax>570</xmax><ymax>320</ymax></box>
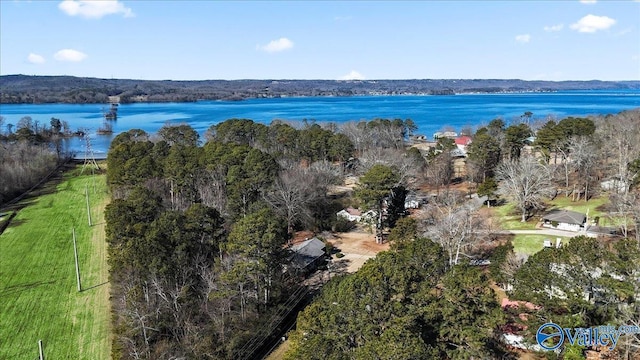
<box><xmin>0</xmin><ymin>172</ymin><xmax>111</xmax><ymax>360</ymax></box>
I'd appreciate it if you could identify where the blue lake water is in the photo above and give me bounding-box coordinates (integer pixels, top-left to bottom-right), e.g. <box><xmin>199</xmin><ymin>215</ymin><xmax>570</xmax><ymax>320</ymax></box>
<box><xmin>1</xmin><ymin>90</ymin><xmax>639</xmax><ymax>155</ymax></box>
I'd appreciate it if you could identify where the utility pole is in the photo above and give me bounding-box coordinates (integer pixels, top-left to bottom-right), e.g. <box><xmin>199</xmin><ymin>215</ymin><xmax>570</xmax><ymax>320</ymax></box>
<box><xmin>73</xmin><ymin>228</ymin><xmax>81</xmax><ymax>292</ymax></box>
<box><xmin>38</xmin><ymin>339</ymin><xmax>44</xmax><ymax>360</ymax></box>
<box><xmin>85</xmin><ymin>185</ymin><xmax>92</xmax><ymax>226</ymax></box>
<box><xmin>585</xmin><ymin>208</ymin><xmax>589</xmax><ymax>234</ymax></box>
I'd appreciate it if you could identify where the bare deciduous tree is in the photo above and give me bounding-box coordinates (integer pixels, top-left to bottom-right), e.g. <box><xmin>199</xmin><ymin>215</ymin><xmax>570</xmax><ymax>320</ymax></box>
<box><xmin>264</xmin><ymin>162</ymin><xmax>339</xmax><ymax>235</ymax></box>
<box><xmin>340</xmin><ymin>121</ymin><xmax>369</xmax><ymax>154</ymax></box>
<box><xmin>501</xmin><ymin>251</ymin><xmax>528</xmax><ymax>287</ymax></box>
<box><xmin>263</xmin><ymin>169</ymin><xmax>315</xmax><ymax>235</ymax></box>
<box><xmin>426</xmin><ymin>151</ymin><xmax>454</xmax><ymax>194</ymax></box>
<box><xmin>423</xmin><ymin>194</ymin><xmax>488</xmax><ymax>267</ymax></box>
<box><xmin>496</xmin><ymin>156</ymin><xmax>555</xmax><ymax>222</ymax></box>
<box><xmin>553</xmin><ymin>139</ymin><xmax>574</xmax><ymax>194</ymax></box>
<box><xmin>570</xmin><ymin>136</ymin><xmax>600</xmax><ymax>201</ymax></box>
<box><xmin>196</xmin><ymin>167</ymin><xmax>228</xmax><ymax>214</ymax></box>
<box><xmin>597</xmin><ymin>110</ymin><xmax>640</xmax><ymax>193</ymax></box>
<box><xmin>0</xmin><ymin>142</ymin><xmax>59</xmax><ymax>205</ymax></box>
<box><xmin>610</xmin><ymin>192</ymin><xmax>640</xmax><ymax>242</ymax></box>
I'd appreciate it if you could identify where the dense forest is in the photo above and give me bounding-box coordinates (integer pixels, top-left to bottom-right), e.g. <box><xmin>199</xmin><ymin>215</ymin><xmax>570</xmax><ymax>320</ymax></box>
<box><xmin>283</xmin><ymin>233</ymin><xmax>640</xmax><ymax>359</ymax></box>
<box><xmin>102</xmin><ymin>108</ymin><xmax>640</xmax><ymax>359</ymax></box>
<box><xmin>285</xmin><ymin>235</ymin><xmax>508</xmax><ymax>359</ymax></box>
<box><xmin>2</xmin><ymin>74</ymin><xmax>639</xmax><ymax>103</ymax></box>
<box><xmin>104</xmin><ymin>118</ymin><xmax>424</xmax><ymax>359</ymax></box>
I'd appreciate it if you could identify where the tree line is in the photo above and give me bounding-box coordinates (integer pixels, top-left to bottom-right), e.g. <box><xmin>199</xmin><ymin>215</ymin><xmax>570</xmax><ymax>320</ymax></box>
<box><xmin>3</xmin><ymin>74</ymin><xmax>638</xmax><ymax>104</ymax></box>
<box><xmin>0</xmin><ymin>115</ymin><xmax>74</xmax><ymax>205</ymax></box>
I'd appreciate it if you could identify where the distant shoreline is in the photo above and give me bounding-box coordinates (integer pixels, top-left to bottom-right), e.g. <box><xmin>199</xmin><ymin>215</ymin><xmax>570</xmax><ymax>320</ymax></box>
<box><xmin>2</xmin><ymin>75</ymin><xmax>639</xmax><ymax>105</ymax></box>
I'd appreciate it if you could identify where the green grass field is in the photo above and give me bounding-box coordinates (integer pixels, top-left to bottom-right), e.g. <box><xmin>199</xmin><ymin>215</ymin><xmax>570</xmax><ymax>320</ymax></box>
<box><xmin>491</xmin><ymin>203</ymin><xmax>538</xmax><ymax>230</ymax></box>
<box><xmin>545</xmin><ymin>195</ymin><xmax>612</xmax><ymax>226</ymax></box>
<box><xmin>0</xmin><ymin>170</ymin><xmax>111</xmax><ymax>359</ymax></box>
<box><xmin>511</xmin><ymin>234</ymin><xmax>571</xmax><ymax>256</ymax></box>
<box><xmin>492</xmin><ymin>195</ymin><xmax>612</xmax><ymax>230</ymax></box>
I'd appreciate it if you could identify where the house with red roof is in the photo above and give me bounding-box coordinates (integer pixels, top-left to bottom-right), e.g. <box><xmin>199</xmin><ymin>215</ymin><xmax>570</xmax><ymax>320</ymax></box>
<box><xmin>454</xmin><ymin>135</ymin><xmax>473</xmax><ymax>154</ymax></box>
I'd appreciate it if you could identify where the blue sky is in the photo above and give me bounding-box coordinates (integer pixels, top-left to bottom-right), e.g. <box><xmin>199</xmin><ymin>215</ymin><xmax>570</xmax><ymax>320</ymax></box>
<box><xmin>1</xmin><ymin>0</ymin><xmax>639</xmax><ymax>81</ymax></box>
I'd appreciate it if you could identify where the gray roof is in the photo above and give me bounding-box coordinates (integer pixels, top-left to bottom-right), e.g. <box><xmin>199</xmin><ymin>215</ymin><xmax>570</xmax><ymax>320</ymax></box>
<box><xmin>291</xmin><ymin>238</ymin><xmax>326</xmax><ymax>268</ymax></box>
<box><xmin>543</xmin><ymin>210</ymin><xmax>586</xmax><ymax>225</ymax></box>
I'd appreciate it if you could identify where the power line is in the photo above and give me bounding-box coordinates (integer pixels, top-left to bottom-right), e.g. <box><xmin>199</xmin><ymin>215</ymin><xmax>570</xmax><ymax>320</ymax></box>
<box><xmin>235</xmin><ymin>284</ymin><xmax>310</xmax><ymax>359</ymax></box>
<box><xmin>80</xmin><ymin>133</ymin><xmax>99</xmax><ymax>175</ymax></box>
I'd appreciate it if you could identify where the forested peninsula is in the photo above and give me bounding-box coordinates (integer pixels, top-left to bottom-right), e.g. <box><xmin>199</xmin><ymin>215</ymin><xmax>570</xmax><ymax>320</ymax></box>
<box><xmin>2</xmin><ymin>74</ymin><xmax>639</xmax><ymax>104</ymax></box>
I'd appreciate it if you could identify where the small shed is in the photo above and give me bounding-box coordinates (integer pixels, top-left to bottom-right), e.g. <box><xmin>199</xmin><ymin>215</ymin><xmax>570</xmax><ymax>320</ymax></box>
<box><xmin>404</xmin><ymin>196</ymin><xmax>421</xmax><ymax>209</ymax></box>
<box><xmin>542</xmin><ymin>210</ymin><xmax>586</xmax><ymax>232</ymax></box>
<box><xmin>290</xmin><ymin>238</ymin><xmax>326</xmax><ymax>273</ymax></box>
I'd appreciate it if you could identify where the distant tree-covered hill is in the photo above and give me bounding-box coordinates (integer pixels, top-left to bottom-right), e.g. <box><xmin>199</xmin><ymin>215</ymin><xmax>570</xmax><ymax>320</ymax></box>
<box><xmin>1</xmin><ymin>74</ymin><xmax>638</xmax><ymax>104</ymax></box>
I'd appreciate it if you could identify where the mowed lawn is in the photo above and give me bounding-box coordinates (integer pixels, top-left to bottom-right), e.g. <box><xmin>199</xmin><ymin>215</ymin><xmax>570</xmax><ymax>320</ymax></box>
<box><xmin>492</xmin><ymin>195</ymin><xmax>611</xmax><ymax>230</ymax></box>
<box><xmin>545</xmin><ymin>195</ymin><xmax>612</xmax><ymax>225</ymax></box>
<box><xmin>0</xmin><ymin>171</ymin><xmax>111</xmax><ymax>359</ymax></box>
<box><xmin>512</xmin><ymin>234</ymin><xmax>571</xmax><ymax>256</ymax></box>
<box><xmin>492</xmin><ymin>203</ymin><xmax>538</xmax><ymax>230</ymax></box>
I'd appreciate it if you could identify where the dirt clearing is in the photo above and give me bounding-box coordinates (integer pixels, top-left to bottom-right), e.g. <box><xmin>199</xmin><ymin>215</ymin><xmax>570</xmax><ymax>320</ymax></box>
<box><xmin>328</xmin><ymin>228</ymin><xmax>389</xmax><ymax>273</ymax></box>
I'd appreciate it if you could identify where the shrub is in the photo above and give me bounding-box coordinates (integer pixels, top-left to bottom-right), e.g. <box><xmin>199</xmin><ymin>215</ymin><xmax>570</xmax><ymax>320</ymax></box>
<box><xmin>324</xmin><ymin>241</ymin><xmax>334</xmax><ymax>255</ymax></box>
<box><xmin>333</xmin><ymin>217</ymin><xmax>356</xmax><ymax>232</ymax></box>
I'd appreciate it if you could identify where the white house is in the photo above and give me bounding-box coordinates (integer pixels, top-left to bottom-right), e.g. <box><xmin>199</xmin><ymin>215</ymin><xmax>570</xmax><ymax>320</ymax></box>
<box><xmin>337</xmin><ymin>208</ymin><xmax>378</xmax><ymax>223</ymax></box>
<box><xmin>454</xmin><ymin>135</ymin><xmax>473</xmax><ymax>154</ymax></box>
<box><xmin>336</xmin><ymin>208</ymin><xmax>362</xmax><ymax>222</ymax></box>
<box><xmin>542</xmin><ymin>209</ymin><xmax>586</xmax><ymax>232</ymax></box>
<box><xmin>433</xmin><ymin>131</ymin><xmax>458</xmax><ymax>140</ymax></box>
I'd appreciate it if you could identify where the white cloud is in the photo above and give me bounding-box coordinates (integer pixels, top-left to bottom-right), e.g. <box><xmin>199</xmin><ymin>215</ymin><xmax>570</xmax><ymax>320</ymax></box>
<box><xmin>256</xmin><ymin>38</ymin><xmax>294</xmax><ymax>53</ymax></box>
<box><xmin>515</xmin><ymin>34</ymin><xmax>531</xmax><ymax>43</ymax></box>
<box><xmin>27</xmin><ymin>53</ymin><xmax>45</xmax><ymax>64</ymax></box>
<box><xmin>54</xmin><ymin>49</ymin><xmax>88</xmax><ymax>62</ymax></box>
<box><xmin>544</xmin><ymin>24</ymin><xmax>564</xmax><ymax>32</ymax></box>
<box><xmin>570</xmin><ymin>14</ymin><xmax>616</xmax><ymax>33</ymax></box>
<box><xmin>632</xmin><ymin>54</ymin><xmax>640</xmax><ymax>61</ymax></box>
<box><xmin>58</xmin><ymin>0</ymin><xmax>134</xmax><ymax>19</ymax></box>
<box><xmin>579</xmin><ymin>0</ymin><xmax>597</xmax><ymax>3</ymax></box>
<box><xmin>339</xmin><ymin>70</ymin><xmax>365</xmax><ymax>80</ymax></box>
